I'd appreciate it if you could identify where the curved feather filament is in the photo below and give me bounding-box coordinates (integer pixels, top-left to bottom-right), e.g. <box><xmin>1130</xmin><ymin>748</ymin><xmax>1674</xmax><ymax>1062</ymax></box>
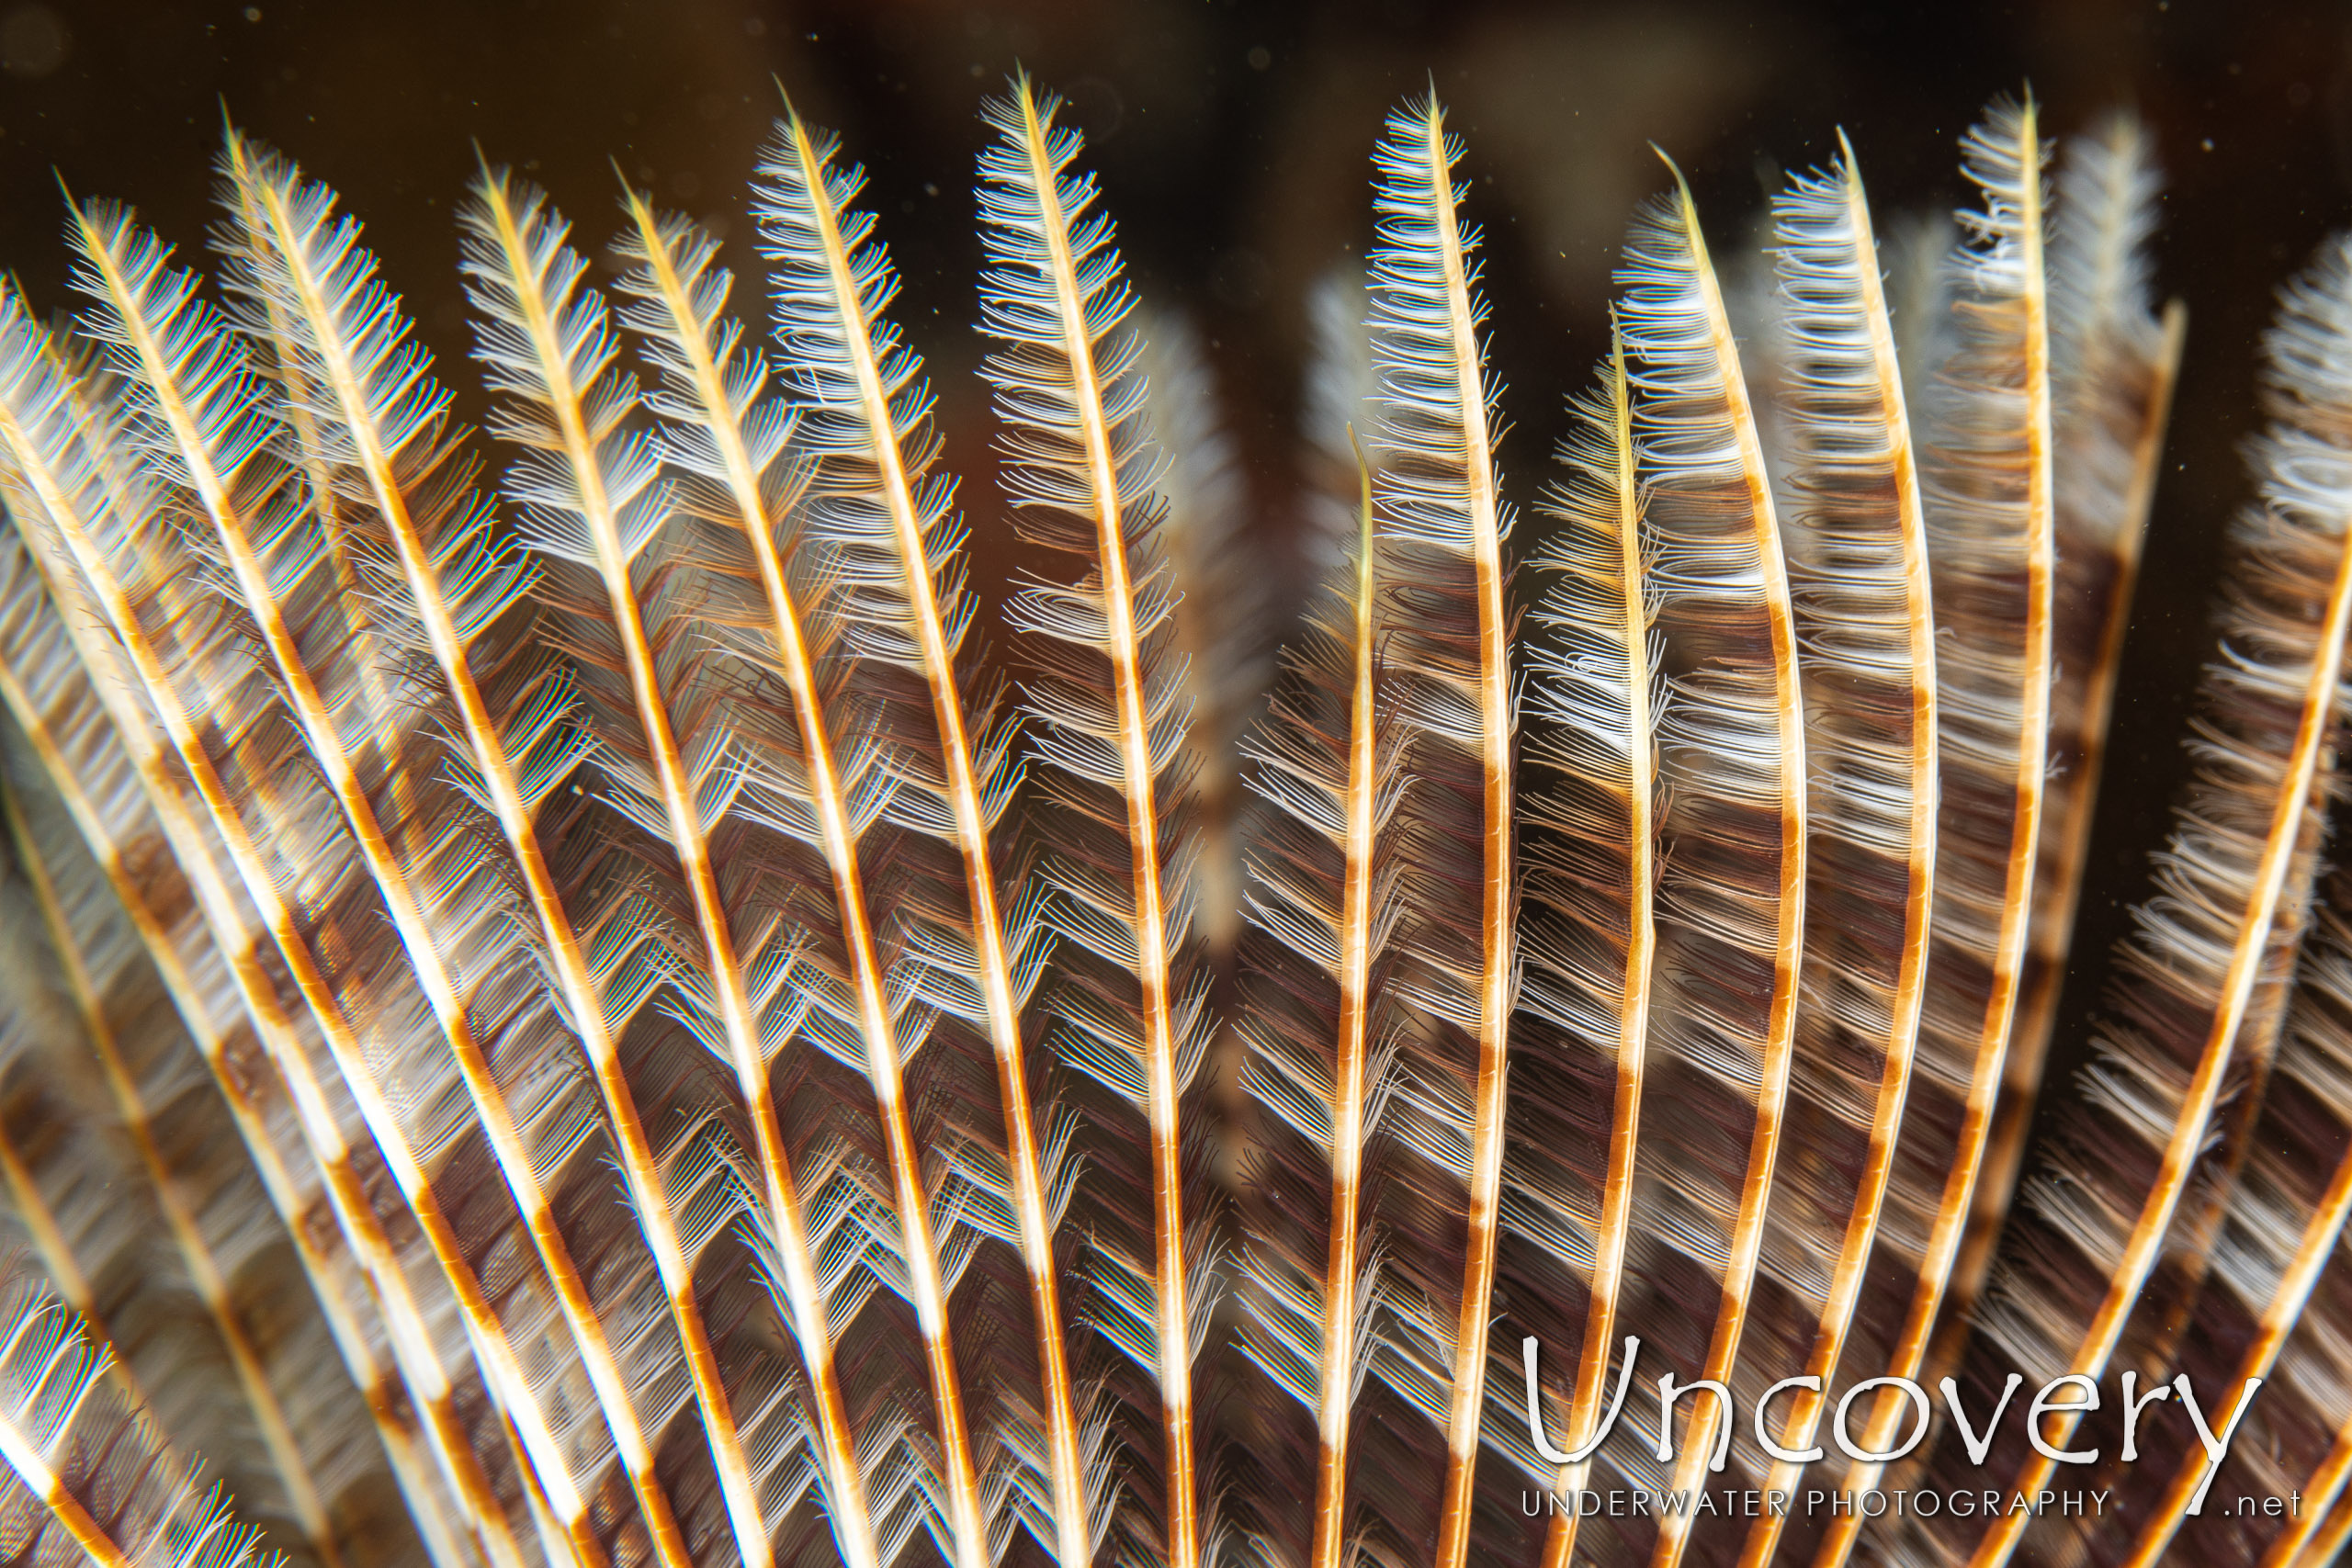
<box><xmin>213</xmin><ymin>127</ymin><xmax>775</xmax><ymax>1568</ymax></box>
<box><xmin>458</xmin><ymin>164</ymin><xmax>879</xmax><ymax>1568</ymax></box>
<box><xmin>0</xmin><ymin>289</ymin><xmax>532</xmax><ymax>1568</ymax></box>
<box><xmin>1807</xmin><ymin>96</ymin><xmax>2055</xmax><ymax>1568</ymax></box>
<box><xmin>215</xmin><ymin>130</ymin><xmax>409</xmax><ymax>819</ymax></box>
<box><xmin>1725</xmin><ymin>136</ymin><xmax>1937</xmax><ymax>1568</ymax></box>
<box><xmin>1314</xmin><ymin>441</ymin><xmax>1383</xmax><ymax>1568</ymax></box>
<box><xmin>613</xmin><ymin>184</ymin><xmax>994</xmax><ymax>1568</ymax></box>
<box><xmin>1516</xmin><ymin>328</ymin><xmax>1654</xmax><ymax>1568</ymax></box>
<box><xmin>1356</xmin><ymin>94</ymin><xmax>1516</xmax><ymax>1568</ymax></box>
<box><xmin>2113</xmin><ymin>891</ymin><xmax>2352</xmax><ymax>1564</ymax></box>
<box><xmin>1901</xmin><ymin>211</ymin><xmax>2352</xmax><ymax>1568</ymax></box>
<box><xmin>0</xmin><ymin>1258</ymin><xmax>273</xmax><ymax>1568</ymax></box>
<box><xmin>978</xmin><ymin>73</ymin><xmax>1215</xmax><ymax>1568</ymax></box>
<box><xmin>1948</xmin><ymin>109</ymin><xmax>2188</xmax><ymax>1354</ymax></box>
<box><xmin>755</xmin><ymin>105</ymin><xmax>1088</xmax><ymax>1565</ymax></box>
<box><xmin>1593</xmin><ymin>155</ymin><xmax>1804</xmax><ymax>1568</ymax></box>
<box><xmin>1229</xmin><ymin>431</ymin><xmax>1404</xmax><ymax>1567</ymax></box>
<box><xmin>11</xmin><ymin>62</ymin><xmax>2348</xmax><ymax>1568</ymax></box>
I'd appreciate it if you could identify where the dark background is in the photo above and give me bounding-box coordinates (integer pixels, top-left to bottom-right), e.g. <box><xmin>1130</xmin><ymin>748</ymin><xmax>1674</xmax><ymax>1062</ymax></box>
<box><xmin>3</xmin><ymin>0</ymin><xmax>2346</xmax><ymax>1113</ymax></box>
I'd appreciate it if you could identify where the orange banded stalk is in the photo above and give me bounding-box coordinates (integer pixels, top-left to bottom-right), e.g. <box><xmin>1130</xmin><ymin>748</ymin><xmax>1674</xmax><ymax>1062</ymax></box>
<box><xmin>1940</xmin><ymin>110</ymin><xmax>2187</xmax><ymax>1382</ymax></box>
<box><xmin>757</xmin><ymin>105</ymin><xmax>1088</xmax><ymax>1565</ymax></box>
<box><xmin>1811</xmin><ymin>97</ymin><xmax>2054</xmax><ymax>1568</ymax></box>
<box><xmin>1611</xmin><ymin>156</ymin><xmax>1806</xmax><ymax>1568</ymax></box>
<box><xmin>1923</xmin><ymin>218</ymin><xmax>2352</xmax><ymax>1568</ymax></box>
<box><xmin>1730</xmin><ymin>133</ymin><xmax>1939</xmax><ymax>1568</ymax></box>
<box><xmin>977</xmin><ymin>74</ymin><xmax>1216</xmax><ymax>1568</ymax></box>
<box><xmin>460</xmin><ymin>165</ymin><xmax>881</xmax><ymax>1568</ymax></box>
<box><xmin>1357</xmin><ymin>95</ymin><xmax>1517</xmax><ymax>1568</ymax></box>
<box><xmin>1528</xmin><ymin>327</ymin><xmax>1656</xmax><ymax>1568</ymax></box>
<box><xmin>616</xmin><ymin>185</ymin><xmax>989</xmax><ymax>1568</ymax></box>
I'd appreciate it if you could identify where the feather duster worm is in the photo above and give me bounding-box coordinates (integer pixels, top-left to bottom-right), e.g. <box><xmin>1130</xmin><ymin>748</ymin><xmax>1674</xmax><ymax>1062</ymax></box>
<box><xmin>8</xmin><ymin>67</ymin><xmax>2352</xmax><ymax>1568</ymax></box>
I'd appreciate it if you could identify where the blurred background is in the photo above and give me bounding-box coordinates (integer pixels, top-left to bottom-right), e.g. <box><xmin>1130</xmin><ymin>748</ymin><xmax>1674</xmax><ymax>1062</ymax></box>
<box><xmin>0</xmin><ymin>0</ymin><xmax>2344</xmax><ymax>1108</ymax></box>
